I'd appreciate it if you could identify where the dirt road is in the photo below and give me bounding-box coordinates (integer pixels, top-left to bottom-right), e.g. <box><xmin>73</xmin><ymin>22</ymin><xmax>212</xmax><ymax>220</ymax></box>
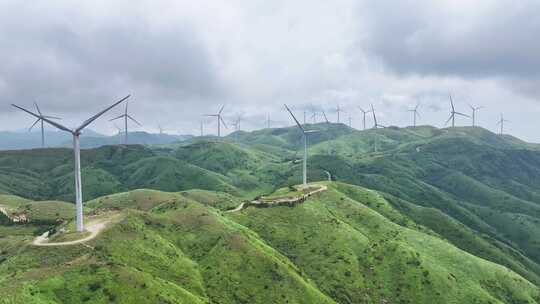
<box><xmin>32</xmin><ymin>218</ymin><xmax>110</xmax><ymax>247</ymax></box>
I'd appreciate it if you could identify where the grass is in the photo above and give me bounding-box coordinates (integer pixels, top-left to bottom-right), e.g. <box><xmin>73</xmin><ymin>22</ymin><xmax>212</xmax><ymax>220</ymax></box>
<box><xmin>1</xmin><ymin>185</ymin><xmax>539</xmax><ymax>303</ymax></box>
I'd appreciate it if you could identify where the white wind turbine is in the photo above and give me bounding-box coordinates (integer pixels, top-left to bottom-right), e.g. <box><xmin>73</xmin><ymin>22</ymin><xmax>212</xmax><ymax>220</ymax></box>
<box><xmin>335</xmin><ymin>104</ymin><xmax>344</xmax><ymax>123</ymax></box>
<box><xmin>12</xmin><ymin>95</ymin><xmax>130</xmax><ymax>232</ymax></box>
<box><xmin>445</xmin><ymin>94</ymin><xmax>469</xmax><ymax>128</ymax></box>
<box><xmin>358</xmin><ymin>107</ymin><xmax>373</xmax><ymax>130</ymax></box>
<box><xmin>497</xmin><ymin>113</ymin><xmax>510</xmax><ymax>135</ymax></box>
<box><xmin>205</xmin><ymin>105</ymin><xmax>227</xmax><ymax>137</ymax></box>
<box><xmin>27</xmin><ymin>102</ymin><xmax>61</xmax><ymax>148</ymax></box>
<box><xmin>469</xmin><ymin>104</ymin><xmax>484</xmax><ymax>127</ymax></box>
<box><xmin>408</xmin><ymin>103</ymin><xmax>421</xmax><ymax>127</ymax></box>
<box><xmin>110</xmin><ymin>101</ymin><xmax>141</xmax><ymax>144</ymax></box>
<box><xmin>285</xmin><ymin>104</ymin><xmax>319</xmax><ymax>186</ymax></box>
<box><xmin>371</xmin><ymin>104</ymin><xmax>385</xmax><ymax>152</ymax></box>
<box><xmin>113</xmin><ymin>123</ymin><xmax>123</xmax><ymax>136</ymax></box>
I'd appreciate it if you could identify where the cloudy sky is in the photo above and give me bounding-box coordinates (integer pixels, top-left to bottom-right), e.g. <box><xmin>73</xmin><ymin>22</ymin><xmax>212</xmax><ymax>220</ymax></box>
<box><xmin>1</xmin><ymin>0</ymin><xmax>539</xmax><ymax>141</ymax></box>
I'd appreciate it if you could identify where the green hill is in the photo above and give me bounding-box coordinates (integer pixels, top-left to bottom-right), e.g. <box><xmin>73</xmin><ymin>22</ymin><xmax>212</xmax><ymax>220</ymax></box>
<box><xmin>2</xmin><ymin>124</ymin><xmax>540</xmax><ymax>302</ymax></box>
<box><xmin>1</xmin><ymin>185</ymin><xmax>539</xmax><ymax>303</ymax></box>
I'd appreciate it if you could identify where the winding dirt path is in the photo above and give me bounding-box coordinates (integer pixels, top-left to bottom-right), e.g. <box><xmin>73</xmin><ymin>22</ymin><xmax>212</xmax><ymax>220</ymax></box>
<box><xmin>226</xmin><ymin>184</ymin><xmax>328</xmax><ymax>213</ymax></box>
<box><xmin>32</xmin><ymin>218</ymin><xmax>110</xmax><ymax>247</ymax></box>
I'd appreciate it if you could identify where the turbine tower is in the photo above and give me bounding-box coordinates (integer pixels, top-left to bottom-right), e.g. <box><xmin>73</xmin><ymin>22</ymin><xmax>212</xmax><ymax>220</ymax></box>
<box><xmin>266</xmin><ymin>114</ymin><xmax>271</xmax><ymax>129</ymax></box>
<box><xmin>408</xmin><ymin>103</ymin><xmax>421</xmax><ymax>127</ymax></box>
<box><xmin>497</xmin><ymin>113</ymin><xmax>509</xmax><ymax>135</ymax></box>
<box><xmin>27</xmin><ymin>102</ymin><xmax>61</xmax><ymax>148</ymax></box>
<box><xmin>469</xmin><ymin>104</ymin><xmax>484</xmax><ymax>127</ymax></box>
<box><xmin>335</xmin><ymin>104</ymin><xmax>343</xmax><ymax>123</ymax></box>
<box><xmin>358</xmin><ymin>107</ymin><xmax>372</xmax><ymax>130</ymax></box>
<box><xmin>200</xmin><ymin>120</ymin><xmax>204</xmax><ymax>136</ymax></box>
<box><xmin>370</xmin><ymin>104</ymin><xmax>385</xmax><ymax>153</ymax></box>
<box><xmin>110</xmin><ymin>101</ymin><xmax>141</xmax><ymax>144</ymax></box>
<box><xmin>12</xmin><ymin>95</ymin><xmax>130</xmax><ymax>232</ymax></box>
<box><xmin>445</xmin><ymin>94</ymin><xmax>469</xmax><ymax>128</ymax></box>
<box><xmin>205</xmin><ymin>105</ymin><xmax>227</xmax><ymax>137</ymax></box>
<box><xmin>285</xmin><ymin>104</ymin><xmax>319</xmax><ymax>186</ymax></box>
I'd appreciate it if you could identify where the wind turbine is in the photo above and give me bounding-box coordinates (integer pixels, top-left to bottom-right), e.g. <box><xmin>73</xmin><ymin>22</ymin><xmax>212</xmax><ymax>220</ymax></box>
<box><xmin>408</xmin><ymin>103</ymin><xmax>421</xmax><ymax>127</ymax></box>
<box><xmin>445</xmin><ymin>95</ymin><xmax>469</xmax><ymax>128</ymax></box>
<box><xmin>284</xmin><ymin>104</ymin><xmax>319</xmax><ymax>186</ymax></box>
<box><xmin>497</xmin><ymin>113</ymin><xmax>509</xmax><ymax>135</ymax></box>
<box><xmin>371</xmin><ymin>104</ymin><xmax>385</xmax><ymax>129</ymax></box>
<box><xmin>231</xmin><ymin>115</ymin><xmax>243</xmax><ymax>135</ymax></box>
<box><xmin>113</xmin><ymin>123</ymin><xmax>122</xmax><ymax>136</ymax></box>
<box><xmin>335</xmin><ymin>104</ymin><xmax>344</xmax><ymax>123</ymax></box>
<box><xmin>370</xmin><ymin>104</ymin><xmax>385</xmax><ymax>152</ymax></box>
<box><xmin>309</xmin><ymin>106</ymin><xmax>318</xmax><ymax>124</ymax></box>
<box><xmin>205</xmin><ymin>105</ymin><xmax>227</xmax><ymax>137</ymax></box>
<box><xmin>27</xmin><ymin>102</ymin><xmax>61</xmax><ymax>148</ymax></box>
<box><xmin>110</xmin><ymin>101</ymin><xmax>141</xmax><ymax>144</ymax></box>
<box><xmin>358</xmin><ymin>107</ymin><xmax>372</xmax><ymax>130</ymax></box>
<box><xmin>469</xmin><ymin>104</ymin><xmax>484</xmax><ymax>127</ymax></box>
<box><xmin>12</xmin><ymin>95</ymin><xmax>130</xmax><ymax>232</ymax></box>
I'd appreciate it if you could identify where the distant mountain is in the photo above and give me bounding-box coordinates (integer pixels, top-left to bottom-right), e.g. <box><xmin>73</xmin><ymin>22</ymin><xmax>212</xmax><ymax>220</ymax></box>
<box><xmin>0</xmin><ymin>130</ymin><xmax>192</xmax><ymax>150</ymax></box>
<box><xmin>65</xmin><ymin>131</ymin><xmax>194</xmax><ymax>148</ymax></box>
<box><xmin>0</xmin><ymin>129</ymin><xmax>105</xmax><ymax>150</ymax></box>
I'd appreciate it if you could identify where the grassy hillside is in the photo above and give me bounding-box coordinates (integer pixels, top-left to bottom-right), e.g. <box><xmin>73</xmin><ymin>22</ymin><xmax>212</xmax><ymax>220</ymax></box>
<box><xmin>2</xmin><ymin>124</ymin><xmax>540</xmax><ymax>302</ymax></box>
<box><xmin>1</xmin><ymin>185</ymin><xmax>539</xmax><ymax>303</ymax></box>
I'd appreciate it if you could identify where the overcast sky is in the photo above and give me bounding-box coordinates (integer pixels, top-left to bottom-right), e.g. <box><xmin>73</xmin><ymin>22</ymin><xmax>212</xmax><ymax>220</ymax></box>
<box><xmin>1</xmin><ymin>0</ymin><xmax>539</xmax><ymax>141</ymax></box>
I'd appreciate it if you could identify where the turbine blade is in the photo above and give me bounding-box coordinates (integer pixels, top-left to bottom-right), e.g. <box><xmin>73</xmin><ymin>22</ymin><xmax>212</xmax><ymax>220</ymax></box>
<box><xmin>43</xmin><ymin>115</ymin><xmax>61</xmax><ymax>120</ymax></box>
<box><xmin>28</xmin><ymin>118</ymin><xmax>40</xmax><ymax>131</ymax></box>
<box><xmin>449</xmin><ymin>94</ymin><xmax>455</xmax><ymax>111</ymax></box>
<box><xmin>371</xmin><ymin>104</ymin><xmax>378</xmax><ymax>125</ymax></box>
<box><xmin>218</xmin><ymin>104</ymin><xmax>225</xmax><ymax>115</ymax></box>
<box><xmin>455</xmin><ymin>112</ymin><xmax>470</xmax><ymax>117</ymax></box>
<box><xmin>322</xmin><ymin>111</ymin><xmax>329</xmax><ymax>123</ymax></box>
<box><xmin>12</xmin><ymin>104</ymin><xmax>73</xmax><ymax>133</ymax></box>
<box><xmin>34</xmin><ymin>102</ymin><xmax>42</xmax><ymax>115</ymax></box>
<box><xmin>284</xmin><ymin>104</ymin><xmax>304</xmax><ymax>132</ymax></box>
<box><xmin>219</xmin><ymin>116</ymin><xmax>228</xmax><ymax>129</ymax></box>
<box><xmin>109</xmin><ymin>114</ymin><xmax>125</xmax><ymax>121</ymax></box>
<box><xmin>127</xmin><ymin>115</ymin><xmax>142</xmax><ymax>126</ymax></box>
<box><xmin>76</xmin><ymin>95</ymin><xmax>130</xmax><ymax>132</ymax></box>
<box><xmin>445</xmin><ymin>114</ymin><xmax>453</xmax><ymax>126</ymax></box>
